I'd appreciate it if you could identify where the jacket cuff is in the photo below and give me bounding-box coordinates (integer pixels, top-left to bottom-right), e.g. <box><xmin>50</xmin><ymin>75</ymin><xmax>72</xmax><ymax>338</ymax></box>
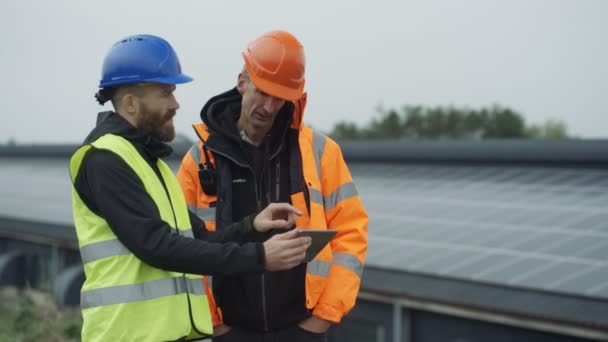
<box><xmin>312</xmin><ymin>303</ymin><xmax>343</xmax><ymax>323</ymax></box>
<box><xmin>244</xmin><ymin>214</ymin><xmax>255</xmax><ymax>233</ymax></box>
<box><xmin>255</xmin><ymin>242</ymin><xmax>266</xmax><ymax>270</ymax></box>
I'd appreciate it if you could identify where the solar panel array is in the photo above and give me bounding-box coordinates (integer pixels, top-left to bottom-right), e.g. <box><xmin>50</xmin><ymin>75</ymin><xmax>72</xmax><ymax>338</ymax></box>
<box><xmin>2</xmin><ymin>157</ymin><xmax>608</xmax><ymax>300</ymax></box>
<box><xmin>0</xmin><ymin>158</ymin><xmax>72</xmax><ymax>225</ymax></box>
<box><xmin>355</xmin><ymin>163</ymin><xmax>608</xmax><ymax>300</ymax></box>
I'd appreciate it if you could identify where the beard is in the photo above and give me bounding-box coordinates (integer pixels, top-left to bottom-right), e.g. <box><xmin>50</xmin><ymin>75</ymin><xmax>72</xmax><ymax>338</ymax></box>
<box><xmin>137</xmin><ymin>103</ymin><xmax>176</xmax><ymax>142</ymax></box>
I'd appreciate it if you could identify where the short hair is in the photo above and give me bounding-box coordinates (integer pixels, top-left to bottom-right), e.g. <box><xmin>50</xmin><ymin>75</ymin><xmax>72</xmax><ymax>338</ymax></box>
<box><xmin>110</xmin><ymin>84</ymin><xmax>148</xmax><ymax>108</ymax></box>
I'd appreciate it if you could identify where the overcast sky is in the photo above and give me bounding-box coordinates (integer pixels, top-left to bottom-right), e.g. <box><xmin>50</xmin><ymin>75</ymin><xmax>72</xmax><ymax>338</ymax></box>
<box><xmin>1</xmin><ymin>0</ymin><xmax>606</xmax><ymax>144</ymax></box>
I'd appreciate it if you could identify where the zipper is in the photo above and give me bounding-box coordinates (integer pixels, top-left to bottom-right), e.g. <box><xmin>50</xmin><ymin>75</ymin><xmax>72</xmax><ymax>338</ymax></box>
<box><xmin>258</xmin><ymin>163</ymin><xmax>268</xmax><ymax>331</ymax></box>
<box><xmin>262</xmin><ymin>141</ymin><xmax>270</xmax><ymax>331</ymax></box>
<box><xmin>261</xmin><ymin>273</ymin><xmax>268</xmax><ymax>331</ymax></box>
<box><xmin>205</xmin><ymin>145</ymin><xmax>268</xmax><ymax>330</ymax></box>
<box><xmin>275</xmin><ymin>160</ymin><xmax>280</xmax><ymax>201</ymax></box>
<box><xmin>206</xmin><ymin>146</ymin><xmax>262</xmax><ymax>214</ymax></box>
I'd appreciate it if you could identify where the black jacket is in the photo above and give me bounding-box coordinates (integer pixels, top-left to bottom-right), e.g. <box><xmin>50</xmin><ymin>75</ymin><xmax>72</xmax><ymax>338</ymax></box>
<box><xmin>73</xmin><ymin>111</ymin><xmax>265</xmax><ymax>276</ymax></box>
<box><xmin>200</xmin><ymin>88</ymin><xmax>309</xmax><ymax>331</ymax></box>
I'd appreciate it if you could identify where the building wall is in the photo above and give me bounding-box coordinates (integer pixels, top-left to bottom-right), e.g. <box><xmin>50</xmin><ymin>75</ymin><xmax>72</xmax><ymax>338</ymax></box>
<box><xmin>329</xmin><ymin>299</ymin><xmax>598</xmax><ymax>342</ymax></box>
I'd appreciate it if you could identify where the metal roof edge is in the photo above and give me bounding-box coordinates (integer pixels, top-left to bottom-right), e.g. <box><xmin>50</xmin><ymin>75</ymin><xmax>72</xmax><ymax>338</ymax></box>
<box><xmin>0</xmin><ymin>216</ymin><xmax>77</xmax><ymax>249</ymax></box>
<box><xmin>361</xmin><ymin>266</ymin><xmax>608</xmax><ymax>334</ymax></box>
<box><xmin>338</xmin><ymin>139</ymin><xmax>608</xmax><ymax>165</ymax></box>
<box><xmin>2</xmin><ymin>139</ymin><xmax>608</xmax><ymax>165</ymax></box>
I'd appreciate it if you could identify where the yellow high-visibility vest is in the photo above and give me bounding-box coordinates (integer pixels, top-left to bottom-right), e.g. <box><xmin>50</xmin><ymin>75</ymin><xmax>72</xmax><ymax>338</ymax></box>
<box><xmin>70</xmin><ymin>134</ymin><xmax>212</xmax><ymax>342</ymax></box>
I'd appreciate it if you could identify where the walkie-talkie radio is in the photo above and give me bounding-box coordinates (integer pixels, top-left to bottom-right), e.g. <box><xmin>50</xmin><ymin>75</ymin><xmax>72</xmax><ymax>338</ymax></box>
<box><xmin>198</xmin><ymin>144</ymin><xmax>217</xmax><ymax>196</ymax></box>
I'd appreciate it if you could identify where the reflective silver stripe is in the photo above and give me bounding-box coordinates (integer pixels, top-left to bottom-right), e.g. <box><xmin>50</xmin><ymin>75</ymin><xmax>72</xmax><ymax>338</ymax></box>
<box><xmin>188</xmin><ymin>205</ymin><xmax>216</xmax><ymax>222</ymax></box>
<box><xmin>188</xmin><ymin>143</ymin><xmax>201</xmax><ymax>164</ymax></box>
<box><xmin>307</xmin><ymin>259</ymin><xmax>331</xmax><ymax>277</ymax></box>
<box><xmin>206</xmin><ymin>275</ymin><xmax>213</xmax><ymax>290</ymax></box>
<box><xmin>81</xmin><ymin>228</ymin><xmax>194</xmax><ymax>264</ymax></box>
<box><xmin>81</xmin><ymin>276</ymin><xmax>205</xmax><ymax>309</ymax></box>
<box><xmin>307</xmin><ymin>253</ymin><xmax>363</xmax><ymax>278</ymax></box>
<box><xmin>312</xmin><ymin>130</ymin><xmax>326</xmax><ymax>183</ymax></box>
<box><xmin>333</xmin><ymin>252</ymin><xmax>364</xmax><ymax>277</ymax></box>
<box><xmin>323</xmin><ymin>182</ymin><xmax>359</xmax><ymax>211</ymax></box>
<box><xmin>309</xmin><ymin>188</ymin><xmax>323</xmax><ymax>206</ymax></box>
<box><xmin>182</xmin><ymin>229</ymin><xmax>194</xmax><ymax>239</ymax></box>
<box><xmin>80</xmin><ymin>239</ymin><xmax>130</xmax><ymax>264</ymax></box>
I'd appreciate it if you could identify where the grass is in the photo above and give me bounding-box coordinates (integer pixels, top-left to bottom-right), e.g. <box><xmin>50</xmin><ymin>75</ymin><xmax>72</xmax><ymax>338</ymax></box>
<box><xmin>0</xmin><ymin>287</ymin><xmax>82</xmax><ymax>342</ymax></box>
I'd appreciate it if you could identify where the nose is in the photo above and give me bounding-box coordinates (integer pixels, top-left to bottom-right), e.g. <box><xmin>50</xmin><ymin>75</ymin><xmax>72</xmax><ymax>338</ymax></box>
<box><xmin>263</xmin><ymin>95</ymin><xmax>285</xmax><ymax>113</ymax></box>
<box><xmin>170</xmin><ymin>93</ymin><xmax>180</xmax><ymax>111</ymax></box>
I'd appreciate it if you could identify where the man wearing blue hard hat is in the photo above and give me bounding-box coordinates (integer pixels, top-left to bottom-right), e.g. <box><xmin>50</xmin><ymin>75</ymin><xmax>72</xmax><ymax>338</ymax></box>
<box><xmin>69</xmin><ymin>34</ymin><xmax>311</xmax><ymax>341</ymax></box>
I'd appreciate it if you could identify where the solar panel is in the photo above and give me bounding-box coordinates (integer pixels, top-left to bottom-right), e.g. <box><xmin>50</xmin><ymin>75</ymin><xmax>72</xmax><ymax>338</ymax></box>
<box><xmin>0</xmin><ymin>158</ymin><xmax>72</xmax><ymax>224</ymax></box>
<box><xmin>1</xmin><ymin>158</ymin><xmax>607</xmax><ymax>302</ymax></box>
<box><xmin>474</xmin><ymin>256</ymin><xmax>547</xmax><ymax>283</ymax></box>
<box><xmin>550</xmin><ymin>265</ymin><xmax>608</xmax><ymax>296</ymax></box>
<box><xmin>540</xmin><ymin>235</ymin><xmax>604</xmax><ymax>255</ymax></box>
<box><xmin>574</xmin><ymin>240</ymin><xmax>608</xmax><ymax>259</ymax></box>
<box><xmin>511</xmin><ymin>261</ymin><xmax>593</xmax><ymax>288</ymax></box>
<box><xmin>350</xmin><ymin>162</ymin><xmax>608</xmax><ymax>301</ymax></box>
<box><xmin>411</xmin><ymin>249</ymin><xmax>480</xmax><ymax>274</ymax></box>
<box><xmin>446</xmin><ymin>253</ymin><xmax>517</xmax><ymax>278</ymax></box>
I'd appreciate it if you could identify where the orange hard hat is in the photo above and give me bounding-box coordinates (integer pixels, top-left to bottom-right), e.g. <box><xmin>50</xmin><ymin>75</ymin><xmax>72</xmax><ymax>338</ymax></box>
<box><xmin>242</xmin><ymin>30</ymin><xmax>305</xmax><ymax>101</ymax></box>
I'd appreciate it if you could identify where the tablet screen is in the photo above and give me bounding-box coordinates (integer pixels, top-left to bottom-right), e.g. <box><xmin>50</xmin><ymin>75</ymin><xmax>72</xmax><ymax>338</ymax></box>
<box><xmin>297</xmin><ymin>229</ymin><xmax>337</xmax><ymax>262</ymax></box>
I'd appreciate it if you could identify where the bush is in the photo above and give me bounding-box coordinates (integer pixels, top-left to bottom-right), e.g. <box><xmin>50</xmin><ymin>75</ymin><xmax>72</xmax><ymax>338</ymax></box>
<box><xmin>0</xmin><ymin>287</ymin><xmax>82</xmax><ymax>342</ymax></box>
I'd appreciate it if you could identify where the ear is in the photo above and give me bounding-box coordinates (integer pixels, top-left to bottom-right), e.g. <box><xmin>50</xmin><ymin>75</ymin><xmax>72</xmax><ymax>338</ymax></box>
<box><xmin>236</xmin><ymin>73</ymin><xmax>247</xmax><ymax>95</ymax></box>
<box><xmin>122</xmin><ymin>93</ymin><xmax>140</xmax><ymax>118</ymax></box>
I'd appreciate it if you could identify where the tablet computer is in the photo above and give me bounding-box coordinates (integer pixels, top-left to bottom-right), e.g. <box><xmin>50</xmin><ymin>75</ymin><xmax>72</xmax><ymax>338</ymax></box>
<box><xmin>297</xmin><ymin>229</ymin><xmax>337</xmax><ymax>262</ymax></box>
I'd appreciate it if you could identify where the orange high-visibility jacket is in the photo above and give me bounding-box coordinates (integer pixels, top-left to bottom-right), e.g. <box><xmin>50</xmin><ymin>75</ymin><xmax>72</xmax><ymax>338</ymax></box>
<box><xmin>177</xmin><ymin>93</ymin><xmax>368</xmax><ymax>324</ymax></box>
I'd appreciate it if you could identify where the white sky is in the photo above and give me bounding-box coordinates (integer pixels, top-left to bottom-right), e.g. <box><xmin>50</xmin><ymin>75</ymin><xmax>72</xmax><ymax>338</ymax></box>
<box><xmin>1</xmin><ymin>0</ymin><xmax>606</xmax><ymax>143</ymax></box>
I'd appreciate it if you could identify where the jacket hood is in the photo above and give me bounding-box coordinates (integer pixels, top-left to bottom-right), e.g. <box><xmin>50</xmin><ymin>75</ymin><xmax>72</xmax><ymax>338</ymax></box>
<box><xmin>199</xmin><ymin>88</ymin><xmax>245</xmax><ymax>145</ymax></box>
<box><xmin>290</xmin><ymin>92</ymin><xmax>307</xmax><ymax>130</ymax></box>
<box><xmin>199</xmin><ymin>87</ymin><xmax>296</xmax><ymax>155</ymax></box>
<box><xmin>84</xmin><ymin>111</ymin><xmax>173</xmax><ymax>159</ymax></box>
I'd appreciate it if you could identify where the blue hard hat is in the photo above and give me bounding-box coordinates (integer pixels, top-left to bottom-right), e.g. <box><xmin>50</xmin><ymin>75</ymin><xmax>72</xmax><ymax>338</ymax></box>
<box><xmin>99</xmin><ymin>34</ymin><xmax>193</xmax><ymax>88</ymax></box>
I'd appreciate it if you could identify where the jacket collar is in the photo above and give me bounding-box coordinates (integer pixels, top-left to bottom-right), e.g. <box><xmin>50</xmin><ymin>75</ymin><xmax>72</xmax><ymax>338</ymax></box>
<box><xmin>198</xmin><ymin>88</ymin><xmax>296</xmax><ymax>164</ymax></box>
<box><xmin>84</xmin><ymin>111</ymin><xmax>173</xmax><ymax>160</ymax></box>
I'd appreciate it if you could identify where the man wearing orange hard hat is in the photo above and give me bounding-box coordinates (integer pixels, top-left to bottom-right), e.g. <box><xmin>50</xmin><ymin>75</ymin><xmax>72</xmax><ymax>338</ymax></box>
<box><xmin>177</xmin><ymin>30</ymin><xmax>368</xmax><ymax>341</ymax></box>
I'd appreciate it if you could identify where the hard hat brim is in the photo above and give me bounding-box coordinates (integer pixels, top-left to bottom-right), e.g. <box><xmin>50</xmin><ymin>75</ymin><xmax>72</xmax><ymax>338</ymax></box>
<box><xmin>99</xmin><ymin>73</ymin><xmax>193</xmax><ymax>88</ymax></box>
<box><xmin>249</xmin><ymin>73</ymin><xmax>304</xmax><ymax>102</ymax></box>
<box><xmin>147</xmin><ymin>73</ymin><xmax>194</xmax><ymax>85</ymax></box>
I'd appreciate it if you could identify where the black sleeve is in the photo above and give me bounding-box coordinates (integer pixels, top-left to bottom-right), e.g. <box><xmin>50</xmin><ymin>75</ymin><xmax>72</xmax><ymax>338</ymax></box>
<box><xmin>188</xmin><ymin>210</ymin><xmax>207</xmax><ymax>238</ymax></box>
<box><xmin>74</xmin><ymin>149</ymin><xmax>265</xmax><ymax>275</ymax></box>
<box><xmin>189</xmin><ymin>210</ymin><xmax>259</xmax><ymax>244</ymax></box>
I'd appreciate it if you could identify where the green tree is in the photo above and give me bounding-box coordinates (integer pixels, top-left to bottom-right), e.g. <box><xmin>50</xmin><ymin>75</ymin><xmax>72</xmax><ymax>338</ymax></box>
<box><xmin>366</xmin><ymin>109</ymin><xmax>403</xmax><ymax>139</ymax></box>
<box><xmin>525</xmin><ymin>119</ymin><xmax>570</xmax><ymax>139</ymax></box>
<box><xmin>329</xmin><ymin>121</ymin><xmax>362</xmax><ymax>139</ymax></box>
<box><xmin>483</xmin><ymin>105</ymin><xmax>526</xmax><ymax>138</ymax></box>
<box><xmin>328</xmin><ymin>104</ymin><xmax>570</xmax><ymax>140</ymax></box>
<box><xmin>402</xmin><ymin>106</ymin><xmax>424</xmax><ymax>138</ymax></box>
